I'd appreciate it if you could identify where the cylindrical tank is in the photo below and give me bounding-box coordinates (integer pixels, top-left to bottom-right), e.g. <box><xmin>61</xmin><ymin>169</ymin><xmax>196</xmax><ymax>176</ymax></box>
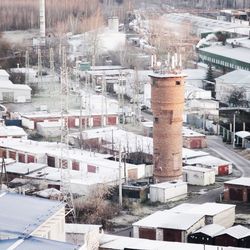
<box><xmin>150</xmin><ymin>72</ymin><xmax>185</xmax><ymax>183</ymax></box>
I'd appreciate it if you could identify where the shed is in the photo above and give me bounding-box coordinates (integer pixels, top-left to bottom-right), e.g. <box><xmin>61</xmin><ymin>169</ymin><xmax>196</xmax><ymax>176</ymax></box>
<box><xmin>183</xmin><ymin>166</ymin><xmax>215</xmax><ymax>186</ymax></box>
<box><xmin>214</xmin><ymin>225</ymin><xmax>250</xmax><ymax>247</ymax></box>
<box><xmin>133</xmin><ymin>210</ymin><xmax>205</xmax><ymax>242</ymax></box>
<box><xmin>224</xmin><ymin>177</ymin><xmax>250</xmax><ymax>203</ymax></box>
<box><xmin>182</xmin><ymin>128</ymin><xmax>207</xmax><ymax>149</ymax></box>
<box><xmin>150</xmin><ymin>181</ymin><xmax>187</xmax><ymax>203</ymax></box>
<box><xmin>184</xmin><ymin>155</ymin><xmax>232</xmax><ymax>175</ymax></box>
<box><xmin>188</xmin><ymin>224</ymin><xmax>225</xmax><ymax>245</ymax></box>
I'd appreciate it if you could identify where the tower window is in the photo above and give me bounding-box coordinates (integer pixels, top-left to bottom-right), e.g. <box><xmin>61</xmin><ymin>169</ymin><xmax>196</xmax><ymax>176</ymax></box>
<box><xmin>176</xmin><ymin>81</ymin><xmax>181</xmax><ymax>85</ymax></box>
<box><xmin>154</xmin><ymin>117</ymin><xmax>159</xmax><ymax>123</ymax></box>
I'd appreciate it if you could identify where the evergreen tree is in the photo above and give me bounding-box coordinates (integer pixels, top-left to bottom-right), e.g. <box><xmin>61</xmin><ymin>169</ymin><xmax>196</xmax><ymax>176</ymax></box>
<box><xmin>206</xmin><ymin>63</ymin><xmax>215</xmax><ymax>83</ymax></box>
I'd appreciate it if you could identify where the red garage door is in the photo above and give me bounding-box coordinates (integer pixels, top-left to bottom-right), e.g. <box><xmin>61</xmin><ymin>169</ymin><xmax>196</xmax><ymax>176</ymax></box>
<box><xmin>107</xmin><ymin>116</ymin><xmax>117</xmax><ymax>125</ymax></box>
<box><xmin>18</xmin><ymin>153</ymin><xmax>25</xmax><ymax>163</ymax></box>
<box><xmin>9</xmin><ymin>151</ymin><xmax>16</xmax><ymax>160</ymax></box>
<box><xmin>190</xmin><ymin>139</ymin><xmax>202</xmax><ymax>149</ymax></box>
<box><xmin>218</xmin><ymin>165</ymin><xmax>229</xmax><ymax>175</ymax></box>
<box><xmin>93</xmin><ymin>116</ymin><xmax>101</xmax><ymax>127</ymax></box>
<box><xmin>27</xmin><ymin>155</ymin><xmax>35</xmax><ymax>163</ymax></box>
<box><xmin>139</xmin><ymin>228</ymin><xmax>156</xmax><ymax>240</ymax></box>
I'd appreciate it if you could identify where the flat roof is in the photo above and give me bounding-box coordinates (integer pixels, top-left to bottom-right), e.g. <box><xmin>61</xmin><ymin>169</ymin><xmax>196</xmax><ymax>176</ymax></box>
<box><xmin>0</xmin><ymin>236</ymin><xmax>79</xmax><ymax>250</ymax></box>
<box><xmin>199</xmin><ymin>45</ymin><xmax>250</xmax><ymax>64</ymax></box>
<box><xmin>133</xmin><ymin>210</ymin><xmax>204</xmax><ymax>230</ymax></box>
<box><xmin>183</xmin><ymin>166</ymin><xmax>214</xmax><ymax>173</ymax></box>
<box><xmin>0</xmin><ymin>126</ymin><xmax>27</xmax><ymax>137</ymax></box>
<box><xmin>170</xmin><ymin>202</ymin><xmax>235</xmax><ymax>216</ymax></box>
<box><xmin>235</xmin><ymin>131</ymin><xmax>250</xmax><ymax>139</ymax></box>
<box><xmin>182</xmin><ymin>127</ymin><xmax>206</xmax><ymax>138</ymax></box>
<box><xmin>225</xmin><ymin>177</ymin><xmax>250</xmax><ymax>187</ymax></box>
<box><xmin>184</xmin><ymin>155</ymin><xmax>231</xmax><ymax>167</ymax></box>
<box><xmin>150</xmin><ymin>180</ymin><xmax>187</xmax><ymax>189</ymax></box>
<box><xmin>0</xmin><ymin>192</ymin><xmax>64</xmax><ymax>237</ymax></box>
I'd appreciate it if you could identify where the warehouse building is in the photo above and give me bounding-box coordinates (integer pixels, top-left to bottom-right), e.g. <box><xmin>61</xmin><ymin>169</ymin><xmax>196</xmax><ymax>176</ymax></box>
<box><xmin>224</xmin><ymin>177</ymin><xmax>250</xmax><ymax>203</ymax></box>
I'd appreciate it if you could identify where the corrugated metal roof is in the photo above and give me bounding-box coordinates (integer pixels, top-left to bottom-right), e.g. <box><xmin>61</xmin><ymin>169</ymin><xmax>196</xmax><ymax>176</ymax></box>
<box><xmin>215</xmin><ymin>225</ymin><xmax>250</xmax><ymax>239</ymax></box>
<box><xmin>0</xmin><ymin>192</ymin><xmax>64</xmax><ymax>237</ymax></box>
<box><xmin>194</xmin><ymin>224</ymin><xmax>225</xmax><ymax>237</ymax></box>
<box><xmin>0</xmin><ymin>236</ymin><xmax>79</xmax><ymax>250</ymax></box>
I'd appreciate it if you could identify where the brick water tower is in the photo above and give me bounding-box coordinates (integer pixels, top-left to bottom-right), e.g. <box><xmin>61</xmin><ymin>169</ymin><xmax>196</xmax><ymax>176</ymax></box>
<box><xmin>150</xmin><ymin>69</ymin><xmax>185</xmax><ymax>183</ymax></box>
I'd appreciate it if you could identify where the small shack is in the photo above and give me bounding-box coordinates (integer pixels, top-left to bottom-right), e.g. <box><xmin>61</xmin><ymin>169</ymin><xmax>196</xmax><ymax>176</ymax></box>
<box><xmin>183</xmin><ymin>166</ymin><xmax>215</xmax><ymax>186</ymax></box>
<box><xmin>188</xmin><ymin>224</ymin><xmax>225</xmax><ymax>245</ymax></box>
<box><xmin>182</xmin><ymin>127</ymin><xmax>207</xmax><ymax>149</ymax></box>
<box><xmin>150</xmin><ymin>181</ymin><xmax>187</xmax><ymax>203</ymax></box>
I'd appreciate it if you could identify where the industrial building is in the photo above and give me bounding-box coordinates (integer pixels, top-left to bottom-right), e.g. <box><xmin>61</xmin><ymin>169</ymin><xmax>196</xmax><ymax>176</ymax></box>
<box><xmin>0</xmin><ymin>69</ymin><xmax>31</xmax><ymax>103</ymax></box>
<box><xmin>215</xmin><ymin>69</ymin><xmax>250</xmax><ymax>104</ymax></box>
<box><xmin>198</xmin><ymin>37</ymin><xmax>250</xmax><ymax>71</ymax></box>
<box><xmin>224</xmin><ymin>177</ymin><xmax>250</xmax><ymax>203</ymax></box>
<box><xmin>150</xmin><ymin>72</ymin><xmax>185</xmax><ymax>182</ymax></box>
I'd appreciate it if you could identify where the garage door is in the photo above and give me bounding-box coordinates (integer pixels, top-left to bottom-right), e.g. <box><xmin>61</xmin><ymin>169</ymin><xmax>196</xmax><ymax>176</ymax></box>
<box><xmin>229</xmin><ymin>188</ymin><xmax>243</xmax><ymax>201</ymax></box>
<box><xmin>139</xmin><ymin>228</ymin><xmax>156</xmax><ymax>240</ymax></box>
<box><xmin>163</xmin><ymin>229</ymin><xmax>182</xmax><ymax>242</ymax></box>
<box><xmin>2</xmin><ymin>92</ymin><xmax>14</xmax><ymax>103</ymax></box>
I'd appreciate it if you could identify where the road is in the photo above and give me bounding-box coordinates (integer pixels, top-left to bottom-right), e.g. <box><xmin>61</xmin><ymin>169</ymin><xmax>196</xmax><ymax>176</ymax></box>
<box><xmin>207</xmin><ymin>136</ymin><xmax>250</xmax><ymax>177</ymax></box>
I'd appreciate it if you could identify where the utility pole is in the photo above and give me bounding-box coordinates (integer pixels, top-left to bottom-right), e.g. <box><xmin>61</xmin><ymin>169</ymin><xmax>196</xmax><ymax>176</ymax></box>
<box><xmin>37</xmin><ymin>48</ymin><xmax>42</xmax><ymax>86</ymax></box>
<box><xmin>25</xmin><ymin>50</ymin><xmax>29</xmax><ymax>85</ymax></box>
<box><xmin>118</xmin><ymin>144</ymin><xmax>123</xmax><ymax>207</ymax></box>
<box><xmin>49</xmin><ymin>47</ymin><xmax>55</xmax><ymax>94</ymax></box>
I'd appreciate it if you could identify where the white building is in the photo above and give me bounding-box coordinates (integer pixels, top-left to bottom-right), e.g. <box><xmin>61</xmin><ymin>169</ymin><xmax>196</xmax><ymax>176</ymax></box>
<box><xmin>0</xmin><ymin>69</ymin><xmax>31</xmax><ymax>103</ymax></box>
<box><xmin>183</xmin><ymin>166</ymin><xmax>215</xmax><ymax>186</ymax></box>
<box><xmin>37</xmin><ymin>121</ymin><xmax>62</xmax><ymax>138</ymax></box>
<box><xmin>150</xmin><ymin>181</ymin><xmax>188</xmax><ymax>203</ymax></box>
<box><xmin>215</xmin><ymin>69</ymin><xmax>250</xmax><ymax>104</ymax></box>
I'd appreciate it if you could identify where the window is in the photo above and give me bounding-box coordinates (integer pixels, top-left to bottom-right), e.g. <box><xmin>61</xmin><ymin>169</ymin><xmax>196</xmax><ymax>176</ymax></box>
<box><xmin>176</xmin><ymin>81</ymin><xmax>181</xmax><ymax>85</ymax></box>
<box><xmin>87</xmin><ymin>164</ymin><xmax>97</xmax><ymax>173</ymax></box>
<box><xmin>154</xmin><ymin>117</ymin><xmax>159</xmax><ymax>123</ymax></box>
<box><xmin>72</xmin><ymin>161</ymin><xmax>80</xmax><ymax>171</ymax></box>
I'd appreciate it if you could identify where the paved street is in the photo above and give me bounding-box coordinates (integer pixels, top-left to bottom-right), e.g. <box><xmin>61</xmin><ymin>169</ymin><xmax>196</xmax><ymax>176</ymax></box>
<box><xmin>207</xmin><ymin>136</ymin><xmax>250</xmax><ymax>177</ymax></box>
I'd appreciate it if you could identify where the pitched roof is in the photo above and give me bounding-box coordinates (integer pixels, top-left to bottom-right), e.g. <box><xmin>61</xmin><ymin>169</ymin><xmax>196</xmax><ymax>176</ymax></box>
<box><xmin>215</xmin><ymin>225</ymin><xmax>250</xmax><ymax>239</ymax></box>
<box><xmin>194</xmin><ymin>224</ymin><xmax>225</xmax><ymax>237</ymax></box>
